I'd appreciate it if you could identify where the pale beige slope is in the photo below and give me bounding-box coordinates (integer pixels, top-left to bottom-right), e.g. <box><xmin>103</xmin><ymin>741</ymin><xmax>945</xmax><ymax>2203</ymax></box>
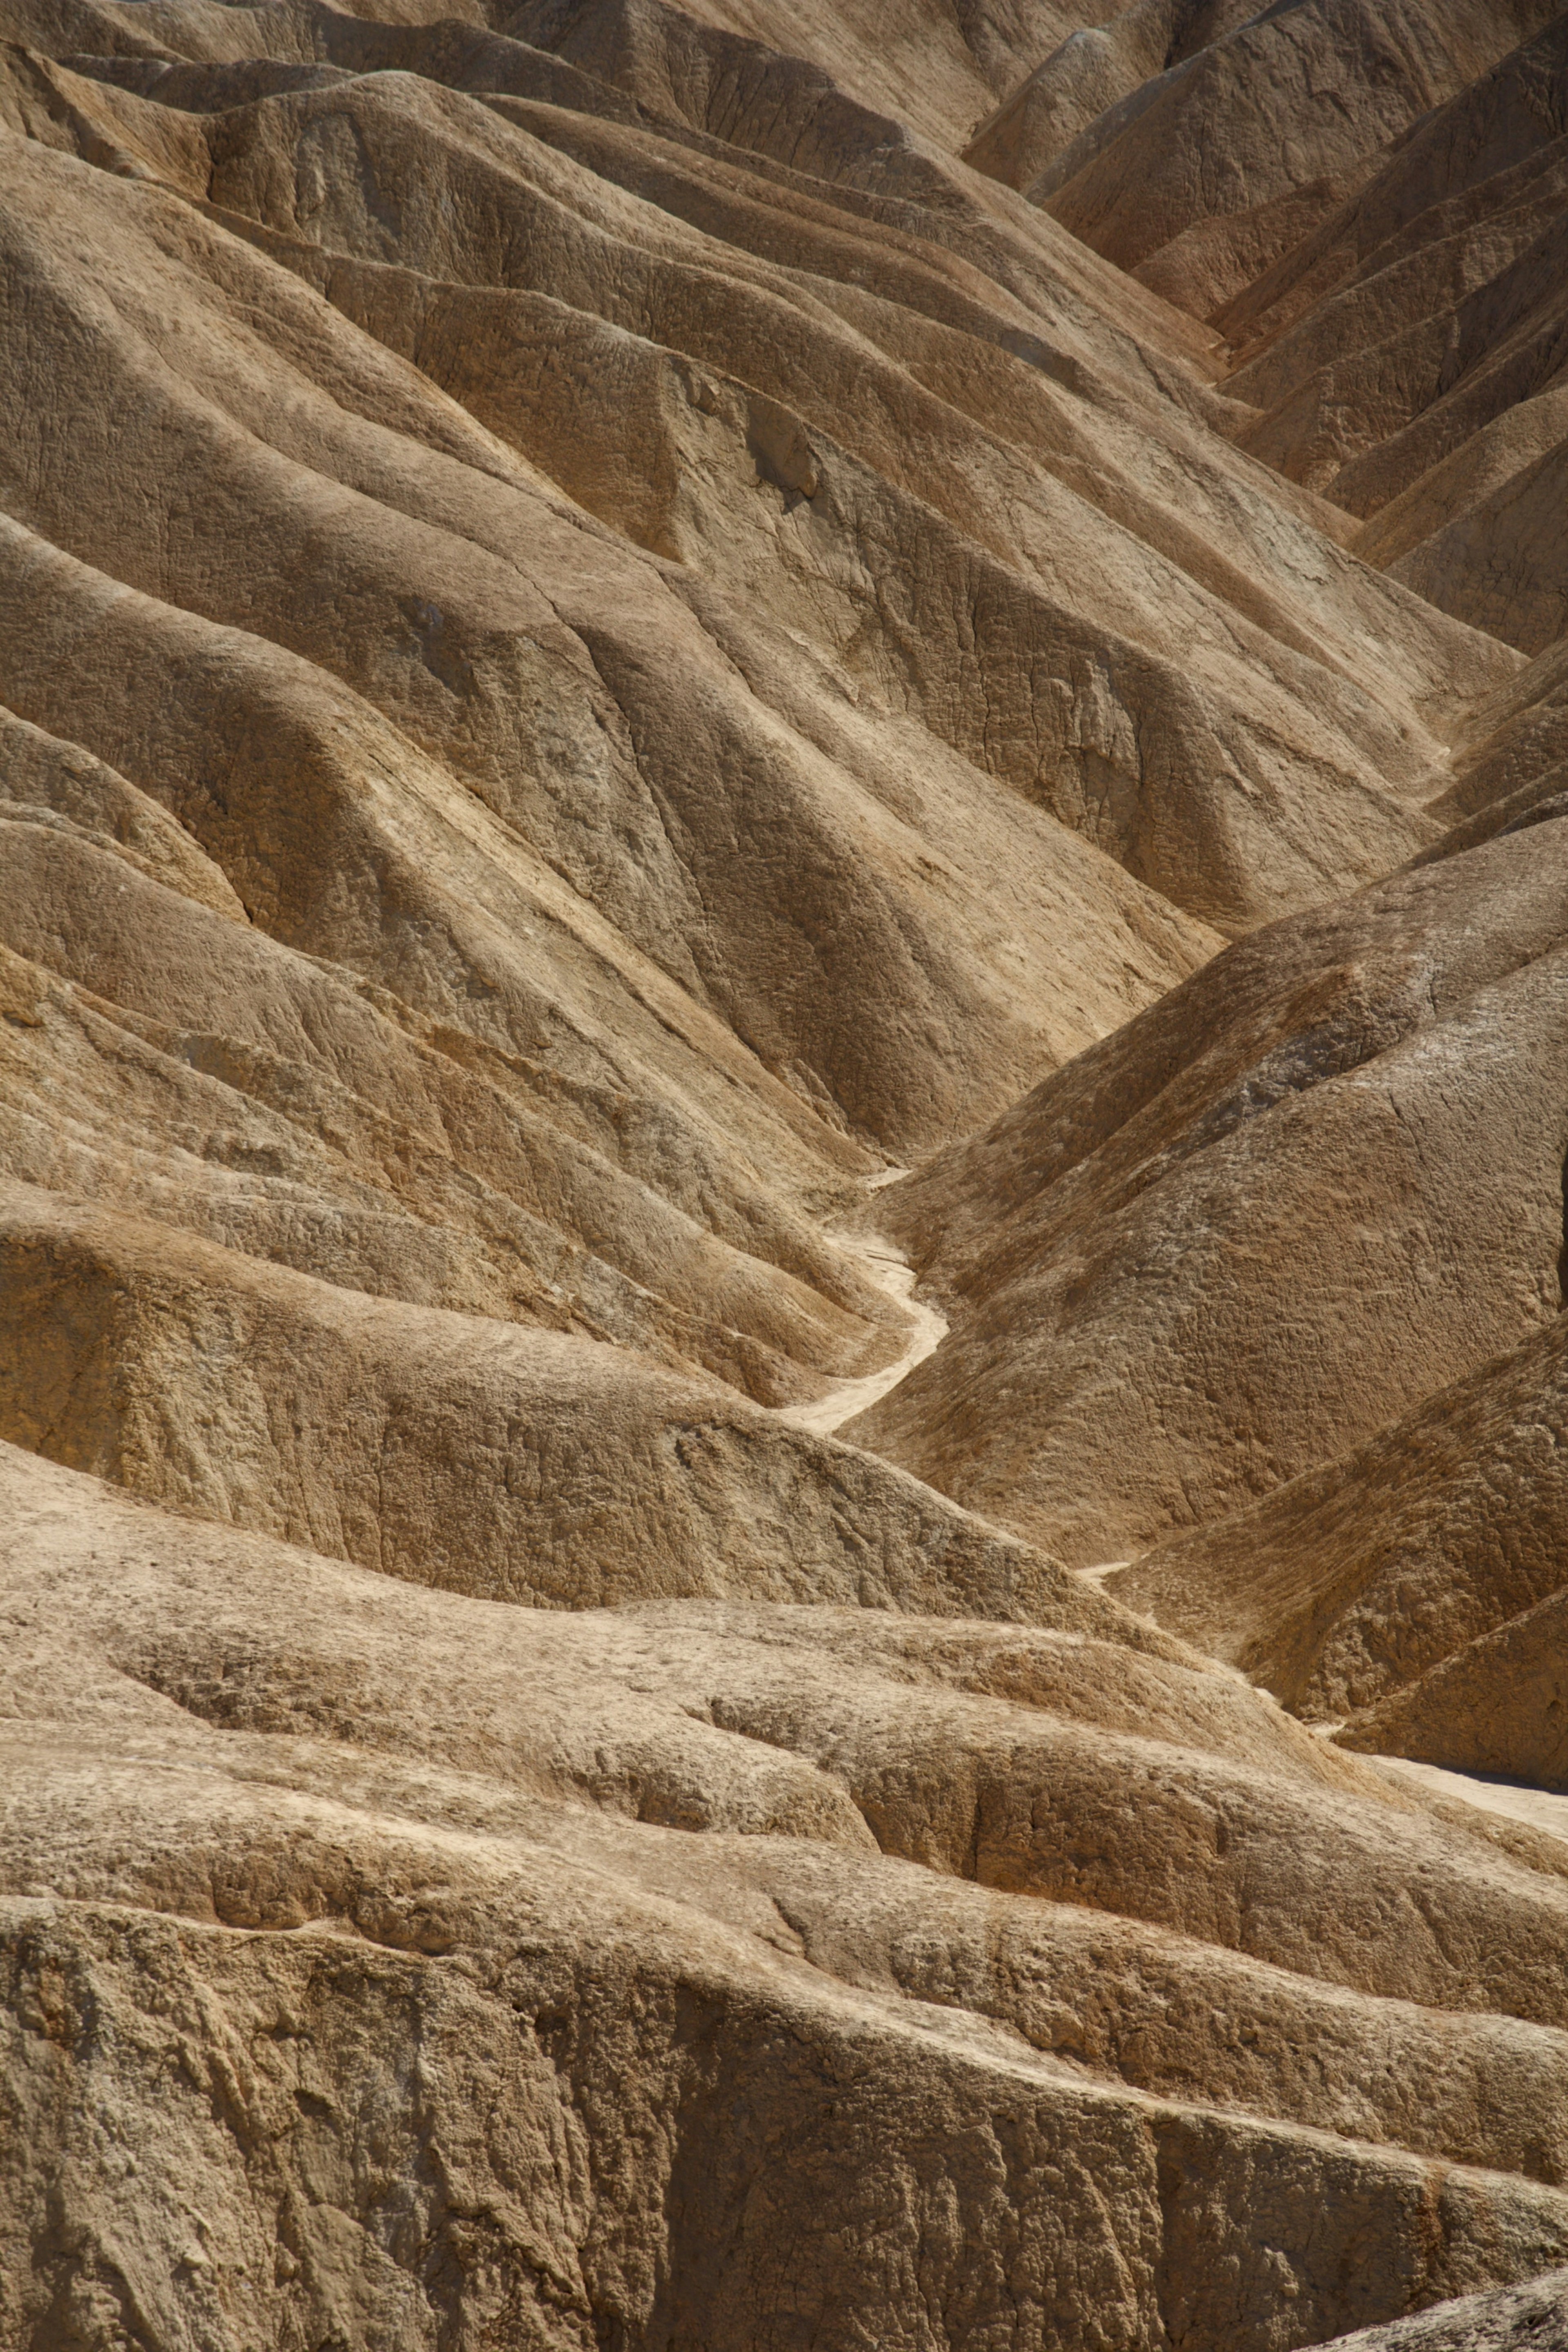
<box><xmin>849</xmin><ymin>823</ymin><xmax>1568</xmax><ymax>1566</ymax></box>
<box><xmin>0</xmin><ymin>501</ymin><xmax>974</xmax><ymax>1374</ymax></box>
<box><xmin>462</xmin><ymin>0</ymin><xmax>1227</xmax><ymax>387</ymax></box>
<box><xmin>0</xmin><ymin>0</ymin><xmax>1109</xmax><ymax>163</ymax></box>
<box><xmin>6</xmin><ymin>0</ymin><xmax>1568</xmax><ymax>2340</ymax></box>
<box><xmin>8</xmin><ymin>1439</ymin><xmax>1568</xmax><ymax>2347</ymax></box>
<box><xmin>22</xmin><ymin>0</ymin><xmax>1221</xmax><ymax>383</ymax></box>
<box><xmin>1303</xmin><ymin>2270</ymin><xmax>1568</xmax><ymax>2352</ymax></box>
<box><xmin>2</xmin><ymin>1434</ymin><xmax>1564</xmax><ymax>2054</ymax></box>
<box><xmin>1231</xmin><ymin>192</ymin><xmax>1568</xmax><ymax>541</ymax></box>
<box><xmin>0</xmin><ymin>846</ymin><xmax>903</xmax><ymax>1403</ymax></box>
<box><xmin>0</xmin><ymin>100</ymin><xmax>1236</xmax><ymax>1429</ymax></box>
<box><xmin>0</xmin><ymin>0</ymin><xmax>1218</xmax><ymax>374</ymax></box>
<box><xmin>0</xmin><ymin>66</ymin><xmax>1235</xmax><ymax>1136</ymax></box>
<box><xmin>15</xmin><ymin>105</ymin><xmax>1392</xmax><ymax>944</ymax></box>
<box><xmin>0</xmin><ymin>125</ymin><xmax>1114</xmax><ymax>1127</ymax></box>
<box><xmin>0</xmin><ymin>1176</ymin><xmax>1101</xmax><ymax>1621</ymax></box>
<box><xmin>1108</xmin><ymin>1312</ymin><xmax>1568</xmax><ymax>1733</ymax></box>
<box><xmin>1356</xmin><ymin>362</ymin><xmax>1568</xmax><ymax>646</ymax></box>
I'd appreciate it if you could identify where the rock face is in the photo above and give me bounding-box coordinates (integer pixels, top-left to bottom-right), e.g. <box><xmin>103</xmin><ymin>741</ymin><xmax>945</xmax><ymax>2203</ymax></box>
<box><xmin>4</xmin><ymin>0</ymin><xmax>1568</xmax><ymax>2344</ymax></box>
<box><xmin>13</xmin><ymin>1439</ymin><xmax>1568</xmax><ymax>2352</ymax></box>
<box><xmin>969</xmin><ymin>0</ymin><xmax>1558</xmax><ymax>307</ymax></box>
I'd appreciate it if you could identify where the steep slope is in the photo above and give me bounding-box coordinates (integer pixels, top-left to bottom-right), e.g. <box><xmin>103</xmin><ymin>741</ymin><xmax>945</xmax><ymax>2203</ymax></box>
<box><xmin>1413</xmin><ymin>635</ymin><xmax>1568</xmax><ymax>853</ymax></box>
<box><xmin>500</xmin><ymin>0</ymin><xmax>1117</xmax><ymax>157</ymax></box>
<box><xmin>0</xmin><ymin>0</ymin><xmax>1520</xmax><ymax>1441</ymax></box>
<box><xmin>969</xmin><ymin>0</ymin><xmax>1558</xmax><ymax>313</ymax></box>
<box><xmin>1303</xmin><ymin>2268</ymin><xmax>1568</xmax><ymax>2351</ymax></box>
<box><xmin>1336</xmin><ymin>1586</ymin><xmax>1568</xmax><ymax>1792</ymax></box>
<box><xmin>0</xmin><ymin>1175</ymin><xmax>1098</xmax><ymax>1620</ymax></box>
<box><xmin>1110</xmin><ymin>1314</ymin><xmax>1568</xmax><ymax>1764</ymax></box>
<box><xmin>1222</xmin><ymin>17</ymin><xmax>1568</xmax><ymax>658</ymax></box>
<box><xmin>0</xmin><ymin>8</ymin><xmax>1515</xmax><ymax>941</ymax></box>
<box><xmin>849</xmin><ymin>822</ymin><xmax>1568</xmax><ymax>1565</ymax></box>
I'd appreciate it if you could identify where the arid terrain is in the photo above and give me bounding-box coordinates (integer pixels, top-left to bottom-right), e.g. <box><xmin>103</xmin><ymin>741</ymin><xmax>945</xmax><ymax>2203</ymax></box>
<box><xmin>2</xmin><ymin>0</ymin><xmax>1568</xmax><ymax>2344</ymax></box>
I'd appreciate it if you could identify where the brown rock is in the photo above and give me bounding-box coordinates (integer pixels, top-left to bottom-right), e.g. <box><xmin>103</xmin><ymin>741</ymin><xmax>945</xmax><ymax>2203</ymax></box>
<box><xmin>1335</xmin><ymin>1586</ymin><xmax>1568</xmax><ymax>1793</ymax></box>
<box><xmin>7</xmin><ymin>1439</ymin><xmax>1568</xmax><ymax>2347</ymax></box>
<box><xmin>1301</xmin><ymin>2267</ymin><xmax>1568</xmax><ymax>2349</ymax></box>
<box><xmin>1022</xmin><ymin>0</ymin><xmax>1557</xmax><ymax>316</ymax></box>
<box><xmin>991</xmin><ymin>7</ymin><xmax>1568</xmax><ymax>666</ymax></box>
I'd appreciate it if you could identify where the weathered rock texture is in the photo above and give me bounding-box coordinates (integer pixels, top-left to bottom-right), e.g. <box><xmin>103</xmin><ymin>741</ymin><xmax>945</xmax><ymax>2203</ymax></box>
<box><xmin>12</xmin><ymin>1440</ymin><xmax>1568</xmax><ymax>2352</ymax></box>
<box><xmin>4</xmin><ymin>0</ymin><xmax>1568</xmax><ymax>2343</ymax></box>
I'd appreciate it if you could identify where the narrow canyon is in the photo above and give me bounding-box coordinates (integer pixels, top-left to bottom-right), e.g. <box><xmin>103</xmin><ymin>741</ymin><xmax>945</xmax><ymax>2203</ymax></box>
<box><xmin>2</xmin><ymin>0</ymin><xmax>1568</xmax><ymax>2344</ymax></box>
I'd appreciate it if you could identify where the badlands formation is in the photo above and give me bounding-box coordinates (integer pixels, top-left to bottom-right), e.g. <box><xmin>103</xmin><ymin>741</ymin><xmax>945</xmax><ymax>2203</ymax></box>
<box><xmin>4</xmin><ymin>0</ymin><xmax>1568</xmax><ymax>2343</ymax></box>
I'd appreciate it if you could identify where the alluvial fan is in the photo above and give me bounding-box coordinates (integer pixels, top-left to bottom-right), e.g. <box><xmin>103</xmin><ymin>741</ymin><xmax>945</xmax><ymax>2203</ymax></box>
<box><xmin>2</xmin><ymin>0</ymin><xmax>1568</xmax><ymax>2345</ymax></box>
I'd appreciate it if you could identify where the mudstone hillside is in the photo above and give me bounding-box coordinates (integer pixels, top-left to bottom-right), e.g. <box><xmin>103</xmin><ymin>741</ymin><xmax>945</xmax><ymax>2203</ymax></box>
<box><xmin>2</xmin><ymin>0</ymin><xmax>1568</xmax><ymax>2345</ymax></box>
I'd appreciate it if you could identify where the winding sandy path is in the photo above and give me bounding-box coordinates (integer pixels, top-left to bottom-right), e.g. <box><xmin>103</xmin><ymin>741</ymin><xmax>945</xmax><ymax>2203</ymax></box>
<box><xmin>778</xmin><ymin>1186</ymin><xmax>948</xmax><ymax>1439</ymax></box>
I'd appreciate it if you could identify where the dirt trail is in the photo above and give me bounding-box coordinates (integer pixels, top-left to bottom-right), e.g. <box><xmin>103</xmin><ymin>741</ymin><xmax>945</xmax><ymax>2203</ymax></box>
<box><xmin>778</xmin><ymin>1183</ymin><xmax>948</xmax><ymax>1438</ymax></box>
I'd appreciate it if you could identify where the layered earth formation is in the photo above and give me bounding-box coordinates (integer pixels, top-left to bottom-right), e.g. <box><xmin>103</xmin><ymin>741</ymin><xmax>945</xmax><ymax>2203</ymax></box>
<box><xmin>2</xmin><ymin>0</ymin><xmax>1568</xmax><ymax>2345</ymax></box>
